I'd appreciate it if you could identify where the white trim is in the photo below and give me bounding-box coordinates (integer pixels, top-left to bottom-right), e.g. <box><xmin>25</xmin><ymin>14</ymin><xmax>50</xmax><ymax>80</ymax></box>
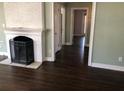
<box><xmin>88</xmin><ymin>3</ymin><xmax>96</xmax><ymax>66</ymax></box>
<box><xmin>51</xmin><ymin>3</ymin><xmax>55</xmax><ymax>62</ymax></box>
<box><xmin>5</xmin><ymin>30</ymin><xmax>43</xmax><ymax>62</ymax></box>
<box><xmin>65</xmin><ymin>42</ymin><xmax>72</xmax><ymax>45</ymax></box>
<box><xmin>70</xmin><ymin>7</ymin><xmax>89</xmax><ymax>45</ymax></box>
<box><xmin>41</xmin><ymin>2</ymin><xmax>46</xmax><ymax>63</ymax></box>
<box><xmin>0</xmin><ymin>52</ymin><xmax>8</xmax><ymax>56</ymax></box>
<box><xmin>91</xmin><ymin>63</ymin><xmax>124</xmax><ymax>72</ymax></box>
<box><xmin>61</xmin><ymin>7</ymin><xmax>66</xmax><ymax>45</ymax></box>
<box><xmin>84</xmin><ymin>15</ymin><xmax>87</xmax><ymax>35</ymax></box>
<box><xmin>44</xmin><ymin>57</ymin><xmax>54</xmax><ymax>62</ymax></box>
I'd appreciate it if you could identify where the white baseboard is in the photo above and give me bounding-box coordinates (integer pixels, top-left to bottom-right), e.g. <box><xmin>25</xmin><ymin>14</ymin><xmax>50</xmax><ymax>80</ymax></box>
<box><xmin>65</xmin><ymin>42</ymin><xmax>72</xmax><ymax>45</ymax></box>
<box><xmin>0</xmin><ymin>52</ymin><xmax>8</xmax><ymax>56</ymax></box>
<box><xmin>91</xmin><ymin>63</ymin><xmax>124</xmax><ymax>72</ymax></box>
<box><xmin>44</xmin><ymin>57</ymin><xmax>55</xmax><ymax>62</ymax></box>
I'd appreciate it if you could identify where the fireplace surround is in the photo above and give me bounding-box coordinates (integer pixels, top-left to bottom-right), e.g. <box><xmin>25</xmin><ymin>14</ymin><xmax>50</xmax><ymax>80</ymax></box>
<box><xmin>5</xmin><ymin>27</ymin><xmax>43</xmax><ymax>64</ymax></box>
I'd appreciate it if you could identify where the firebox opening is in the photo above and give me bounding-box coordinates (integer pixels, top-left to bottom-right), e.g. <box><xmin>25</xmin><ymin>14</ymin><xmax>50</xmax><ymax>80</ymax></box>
<box><xmin>9</xmin><ymin>36</ymin><xmax>34</xmax><ymax>65</ymax></box>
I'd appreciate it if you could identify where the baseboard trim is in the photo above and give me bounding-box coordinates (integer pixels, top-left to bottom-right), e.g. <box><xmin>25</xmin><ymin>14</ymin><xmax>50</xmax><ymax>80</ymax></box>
<box><xmin>0</xmin><ymin>52</ymin><xmax>8</xmax><ymax>56</ymax></box>
<box><xmin>65</xmin><ymin>42</ymin><xmax>72</xmax><ymax>45</ymax></box>
<box><xmin>91</xmin><ymin>63</ymin><xmax>124</xmax><ymax>72</ymax></box>
<box><xmin>44</xmin><ymin>57</ymin><xmax>54</xmax><ymax>62</ymax></box>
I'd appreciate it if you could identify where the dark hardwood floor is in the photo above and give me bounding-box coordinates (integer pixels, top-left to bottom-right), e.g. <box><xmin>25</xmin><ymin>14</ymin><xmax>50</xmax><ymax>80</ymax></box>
<box><xmin>0</xmin><ymin>36</ymin><xmax>124</xmax><ymax>90</ymax></box>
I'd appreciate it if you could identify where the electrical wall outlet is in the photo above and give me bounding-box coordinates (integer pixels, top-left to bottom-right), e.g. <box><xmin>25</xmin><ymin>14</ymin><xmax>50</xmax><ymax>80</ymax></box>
<box><xmin>118</xmin><ymin>57</ymin><xmax>123</xmax><ymax>62</ymax></box>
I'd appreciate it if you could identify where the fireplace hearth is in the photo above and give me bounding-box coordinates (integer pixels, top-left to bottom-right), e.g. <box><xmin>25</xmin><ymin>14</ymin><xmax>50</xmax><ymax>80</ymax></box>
<box><xmin>9</xmin><ymin>36</ymin><xmax>34</xmax><ymax>65</ymax></box>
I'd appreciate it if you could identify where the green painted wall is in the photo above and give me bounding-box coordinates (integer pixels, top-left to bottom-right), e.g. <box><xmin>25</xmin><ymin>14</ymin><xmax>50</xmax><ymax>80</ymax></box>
<box><xmin>44</xmin><ymin>2</ymin><xmax>53</xmax><ymax>57</ymax></box>
<box><xmin>0</xmin><ymin>3</ymin><xmax>6</xmax><ymax>52</ymax></box>
<box><xmin>92</xmin><ymin>3</ymin><xmax>124</xmax><ymax>66</ymax></box>
<box><xmin>65</xmin><ymin>2</ymin><xmax>92</xmax><ymax>45</ymax></box>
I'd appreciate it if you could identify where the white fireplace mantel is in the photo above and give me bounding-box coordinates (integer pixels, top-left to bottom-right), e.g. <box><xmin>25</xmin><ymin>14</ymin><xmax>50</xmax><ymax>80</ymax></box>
<box><xmin>5</xmin><ymin>27</ymin><xmax>43</xmax><ymax>63</ymax></box>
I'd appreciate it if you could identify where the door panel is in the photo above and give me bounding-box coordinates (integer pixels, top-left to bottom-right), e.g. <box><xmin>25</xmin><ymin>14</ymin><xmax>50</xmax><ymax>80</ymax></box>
<box><xmin>61</xmin><ymin>7</ymin><xmax>65</xmax><ymax>45</ymax></box>
<box><xmin>54</xmin><ymin>3</ymin><xmax>62</xmax><ymax>53</ymax></box>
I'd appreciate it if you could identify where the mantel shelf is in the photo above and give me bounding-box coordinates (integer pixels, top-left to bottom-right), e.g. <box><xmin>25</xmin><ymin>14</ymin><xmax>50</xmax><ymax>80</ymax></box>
<box><xmin>5</xmin><ymin>27</ymin><xmax>42</xmax><ymax>32</ymax></box>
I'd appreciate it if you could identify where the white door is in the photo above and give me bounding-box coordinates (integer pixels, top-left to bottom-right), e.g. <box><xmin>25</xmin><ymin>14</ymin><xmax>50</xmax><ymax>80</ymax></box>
<box><xmin>54</xmin><ymin>3</ymin><xmax>62</xmax><ymax>53</ymax></box>
<box><xmin>61</xmin><ymin>7</ymin><xmax>66</xmax><ymax>45</ymax></box>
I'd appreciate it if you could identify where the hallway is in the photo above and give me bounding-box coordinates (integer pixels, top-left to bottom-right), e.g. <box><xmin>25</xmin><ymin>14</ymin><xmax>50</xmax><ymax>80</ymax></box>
<box><xmin>0</xmin><ymin>36</ymin><xmax>124</xmax><ymax>90</ymax></box>
<box><xmin>55</xmin><ymin>36</ymin><xmax>88</xmax><ymax>66</ymax></box>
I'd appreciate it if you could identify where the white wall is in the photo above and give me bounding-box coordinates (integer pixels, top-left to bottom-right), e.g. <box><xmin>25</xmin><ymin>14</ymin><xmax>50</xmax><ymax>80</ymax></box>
<box><xmin>4</xmin><ymin>2</ymin><xmax>42</xmax><ymax>29</ymax></box>
<box><xmin>3</xmin><ymin>2</ymin><xmax>45</xmax><ymax>62</ymax></box>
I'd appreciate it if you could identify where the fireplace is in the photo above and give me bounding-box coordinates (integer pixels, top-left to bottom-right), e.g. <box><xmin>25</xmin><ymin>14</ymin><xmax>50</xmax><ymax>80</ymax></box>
<box><xmin>9</xmin><ymin>36</ymin><xmax>34</xmax><ymax>65</ymax></box>
<box><xmin>5</xmin><ymin>28</ymin><xmax>43</xmax><ymax>64</ymax></box>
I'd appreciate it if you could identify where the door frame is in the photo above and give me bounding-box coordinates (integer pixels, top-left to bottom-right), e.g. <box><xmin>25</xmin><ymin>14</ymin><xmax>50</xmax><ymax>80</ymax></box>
<box><xmin>70</xmin><ymin>7</ymin><xmax>89</xmax><ymax>45</ymax></box>
<box><xmin>88</xmin><ymin>2</ymin><xmax>96</xmax><ymax>66</ymax></box>
<box><xmin>61</xmin><ymin>7</ymin><xmax>66</xmax><ymax>45</ymax></box>
<box><xmin>84</xmin><ymin>14</ymin><xmax>87</xmax><ymax>35</ymax></box>
<box><xmin>51</xmin><ymin>2</ymin><xmax>55</xmax><ymax>61</ymax></box>
<box><xmin>51</xmin><ymin>2</ymin><xmax>96</xmax><ymax>64</ymax></box>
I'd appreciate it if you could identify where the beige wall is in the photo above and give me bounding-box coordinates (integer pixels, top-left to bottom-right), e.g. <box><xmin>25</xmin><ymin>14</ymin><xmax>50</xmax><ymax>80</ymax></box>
<box><xmin>65</xmin><ymin>2</ymin><xmax>92</xmax><ymax>45</ymax></box>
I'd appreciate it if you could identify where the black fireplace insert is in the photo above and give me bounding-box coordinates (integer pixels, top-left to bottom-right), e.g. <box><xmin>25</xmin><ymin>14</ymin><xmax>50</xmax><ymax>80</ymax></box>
<box><xmin>9</xmin><ymin>36</ymin><xmax>34</xmax><ymax>65</ymax></box>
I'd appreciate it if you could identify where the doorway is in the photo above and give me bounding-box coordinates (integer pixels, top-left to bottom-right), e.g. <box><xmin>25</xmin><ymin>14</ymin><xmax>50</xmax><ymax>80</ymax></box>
<box><xmin>72</xmin><ymin>9</ymin><xmax>87</xmax><ymax>53</ymax></box>
<box><xmin>69</xmin><ymin>7</ymin><xmax>90</xmax><ymax>65</ymax></box>
<box><xmin>73</xmin><ymin>9</ymin><xmax>86</xmax><ymax>37</ymax></box>
<box><xmin>70</xmin><ymin>8</ymin><xmax>88</xmax><ymax>45</ymax></box>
